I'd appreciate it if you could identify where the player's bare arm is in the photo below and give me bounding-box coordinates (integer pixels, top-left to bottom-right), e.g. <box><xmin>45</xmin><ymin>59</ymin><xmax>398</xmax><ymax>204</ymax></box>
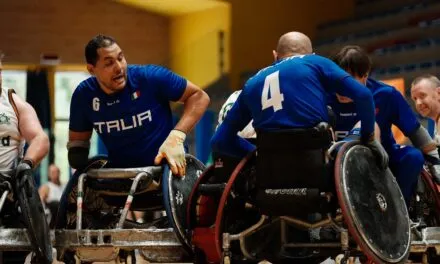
<box><xmin>13</xmin><ymin>93</ymin><xmax>49</xmax><ymax>166</ymax></box>
<box><xmin>174</xmin><ymin>81</ymin><xmax>210</xmax><ymax>133</ymax></box>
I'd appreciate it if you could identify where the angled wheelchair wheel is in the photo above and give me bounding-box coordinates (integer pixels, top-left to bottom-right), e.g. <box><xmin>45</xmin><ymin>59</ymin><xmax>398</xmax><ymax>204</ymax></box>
<box><xmin>15</xmin><ymin>171</ymin><xmax>52</xmax><ymax>264</ymax></box>
<box><xmin>410</xmin><ymin>168</ymin><xmax>440</xmax><ymax>263</ymax></box>
<box><xmin>214</xmin><ymin>151</ymin><xmax>260</xmax><ymax>261</ymax></box>
<box><xmin>187</xmin><ymin>165</ymin><xmax>215</xmax><ymax>229</ymax></box>
<box><xmin>419</xmin><ymin>168</ymin><xmax>440</xmax><ymax>226</ymax></box>
<box><xmin>335</xmin><ymin>141</ymin><xmax>410</xmax><ymax>264</ymax></box>
<box><xmin>162</xmin><ymin>154</ymin><xmax>206</xmax><ymax>254</ymax></box>
<box><xmin>55</xmin><ymin>156</ymin><xmax>109</xmax><ymax>263</ymax></box>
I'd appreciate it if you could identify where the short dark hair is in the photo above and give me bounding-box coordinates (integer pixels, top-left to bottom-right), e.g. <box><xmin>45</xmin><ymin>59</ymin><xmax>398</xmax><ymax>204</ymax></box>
<box><xmin>332</xmin><ymin>45</ymin><xmax>372</xmax><ymax>78</ymax></box>
<box><xmin>85</xmin><ymin>35</ymin><xmax>117</xmax><ymax>65</ymax></box>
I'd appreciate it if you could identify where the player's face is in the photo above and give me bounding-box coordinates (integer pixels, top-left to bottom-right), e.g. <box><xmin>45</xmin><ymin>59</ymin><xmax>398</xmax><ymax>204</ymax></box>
<box><xmin>88</xmin><ymin>43</ymin><xmax>127</xmax><ymax>94</ymax></box>
<box><xmin>411</xmin><ymin>80</ymin><xmax>440</xmax><ymax>119</ymax></box>
<box><xmin>48</xmin><ymin>165</ymin><xmax>60</xmax><ymax>182</ymax></box>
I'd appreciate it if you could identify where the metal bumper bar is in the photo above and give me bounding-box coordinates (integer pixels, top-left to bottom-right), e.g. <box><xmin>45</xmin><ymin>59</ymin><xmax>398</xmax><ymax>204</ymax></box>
<box><xmin>0</xmin><ymin>228</ymin><xmax>181</xmax><ymax>251</ymax></box>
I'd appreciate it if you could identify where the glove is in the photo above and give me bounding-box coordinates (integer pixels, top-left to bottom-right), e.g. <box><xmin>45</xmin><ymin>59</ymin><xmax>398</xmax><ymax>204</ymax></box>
<box><xmin>15</xmin><ymin>160</ymin><xmax>34</xmax><ymax>197</ymax></box>
<box><xmin>154</xmin><ymin>130</ymin><xmax>186</xmax><ymax>176</ymax></box>
<box><xmin>362</xmin><ymin>136</ymin><xmax>389</xmax><ymax>170</ymax></box>
<box><xmin>424</xmin><ymin>154</ymin><xmax>440</xmax><ymax>184</ymax></box>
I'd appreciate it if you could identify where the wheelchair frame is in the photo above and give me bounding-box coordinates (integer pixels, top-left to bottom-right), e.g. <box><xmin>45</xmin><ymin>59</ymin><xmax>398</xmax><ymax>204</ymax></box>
<box><xmin>192</xmin><ymin>142</ymin><xmax>440</xmax><ymax>264</ymax></box>
<box><xmin>0</xmin><ymin>150</ymin><xmax>440</xmax><ymax>263</ymax></box>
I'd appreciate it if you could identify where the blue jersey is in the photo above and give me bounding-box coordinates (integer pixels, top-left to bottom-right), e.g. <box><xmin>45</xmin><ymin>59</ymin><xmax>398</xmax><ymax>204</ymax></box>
<box><xmin>329</xmin><ymin>78</ymin><xmax>420</xmax><ymax>151</ymax></box>
<box><xmin>212</xmin><ymin>54</ymin><xmax>376</xmax><ymax>157</ymax></box>
<box><xmin>69</xmin><ymin>65</ymin><xmax>187</xmax><ymax>168</ymax></box>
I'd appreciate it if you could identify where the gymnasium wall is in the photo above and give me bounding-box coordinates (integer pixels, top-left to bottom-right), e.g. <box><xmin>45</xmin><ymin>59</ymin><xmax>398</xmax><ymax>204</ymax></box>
<box><xmin>170</xmin><ymin>3</ymin><xmax>231</xmax><ymax>88</ymax></box>
<box><xmin>227</xmin><ymin>0</ymin><xmax>355</xmax><ymax>88</ymax></box>
<box><xmin>0</xmin><ymin>0</ymin><xmax>170</xmax><ymax>65</ymax></box>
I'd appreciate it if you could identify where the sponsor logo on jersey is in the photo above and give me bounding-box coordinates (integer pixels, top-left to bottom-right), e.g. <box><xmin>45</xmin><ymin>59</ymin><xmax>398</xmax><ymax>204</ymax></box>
<box><xmin>339</xmin><ymin>112</ymin><xmax>357</xmax><ymax>117</ymax></box>
<box><xmin>93</xmin><ymin>110</ymin><xmax>152</xmax><ymax>134</ymax></box>
<box><xmin>107</xmin><ymin>99</ymin><xmax>120</xmax><ymax>106</ymax></box>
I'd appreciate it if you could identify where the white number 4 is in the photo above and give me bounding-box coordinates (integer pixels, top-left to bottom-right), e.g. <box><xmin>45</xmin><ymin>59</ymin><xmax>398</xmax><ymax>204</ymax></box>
<box><xmin>261</xmin><ymin>71</ymin><xmax>284</xmax><ymax>112</ymax></box>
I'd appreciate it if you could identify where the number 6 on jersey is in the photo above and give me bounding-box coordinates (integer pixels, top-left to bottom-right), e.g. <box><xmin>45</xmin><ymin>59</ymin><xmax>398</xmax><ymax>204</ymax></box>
<box><xmin>261</xmin><ymin>71</ymin><xmax>284</xmax><ymax>111</ymax></box>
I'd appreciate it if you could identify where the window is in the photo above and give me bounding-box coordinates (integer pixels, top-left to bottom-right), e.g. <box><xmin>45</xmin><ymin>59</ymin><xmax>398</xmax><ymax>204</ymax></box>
<box><xmin>2</xmin><ymin>70</ymin><xmax>27</xmax><ymax>100</ymax></box>
<box><xmin>54</xmin><ymin>71</ymin><xmax>100</xmax><ymax>182</ymax></box>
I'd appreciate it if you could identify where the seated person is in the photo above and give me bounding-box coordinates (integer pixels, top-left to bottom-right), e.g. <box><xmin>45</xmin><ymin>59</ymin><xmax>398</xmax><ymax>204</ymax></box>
<box><xmin>39</xmin><ymin>164</ymin><xmax>65</xmax><ymax>227</ymax></box>
<box><xmin>411</xmin><ymin>74</ymin><xmax>440</xmax><ymax>145</ymax></box>
<box><xmin>212</xmin><ymin>32</ymin><xmax>387</xmax><ymax>171</ymax></box>
<box><xmin>68</xmin><ymin>34</ymin><xmax>210</xmax><ymax>176</ymax></box>
<box><xmin>0</xmin><ymin>52</ymin><xmax>51</xmax><ymax>263</ymax></box>
<box><xmin>213</xmin><ymin>90</ymin><xmax>256</xmax><ymax>182</ymax></box>
<box><xmin>328</xmin><ymin>46</ymin><xmax>440</xmax><ymax>205</ymax></box>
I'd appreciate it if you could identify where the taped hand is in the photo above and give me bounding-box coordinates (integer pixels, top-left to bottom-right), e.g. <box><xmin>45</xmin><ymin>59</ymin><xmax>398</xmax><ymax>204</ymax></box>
<box><xmin>154</xmin><ymin>130</ymin><xmax>186</xmax><ymax>176</ymax></box>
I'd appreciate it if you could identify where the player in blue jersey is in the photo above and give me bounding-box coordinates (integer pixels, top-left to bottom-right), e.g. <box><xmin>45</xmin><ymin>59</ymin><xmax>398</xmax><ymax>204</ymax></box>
<box><xmin>211</xmin><ymin>31</ymin><xmax>388</xmax><ymax>169</ymax></box>
<box><xmin>67</xmin><ymin>35</ymin><xmax>210</xmax><ymax>176</ymax></box>
<box><xmin>328</xmin><ymin>45</ymin><xmax>440</xmax><ymax>203</ymax></box>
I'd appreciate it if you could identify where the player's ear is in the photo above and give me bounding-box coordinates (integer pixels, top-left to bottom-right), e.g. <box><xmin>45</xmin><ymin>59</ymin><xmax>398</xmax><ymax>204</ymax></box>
<box><xmin>272</xmin><ymin>50</ymin><xmax>278</xmax><ymax>62</ymax></box>
<box><xmin>87</xmin><ymin>64</ymin><xmax>94</xmax><ymax>75</ymax></box>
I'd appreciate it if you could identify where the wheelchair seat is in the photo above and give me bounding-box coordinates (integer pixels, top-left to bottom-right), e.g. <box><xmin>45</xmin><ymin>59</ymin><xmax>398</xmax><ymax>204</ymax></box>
<box><xmin>255</xmin><ymin>123</ymin><xmax>333</xmax><ymax>216</ymax></box>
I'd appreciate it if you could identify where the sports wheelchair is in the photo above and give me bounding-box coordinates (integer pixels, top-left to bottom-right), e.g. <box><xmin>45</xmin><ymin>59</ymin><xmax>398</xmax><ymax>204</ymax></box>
<box><xmin>0</xmin><ymin>165</ymin><xmax>52</xmax><ymax>264</ymax></box>
<box><xmin>408</xmin><ymin>155</ymin><xmax>440</xmax><ymax>263</ymax></box>
<box><xmin>54</xmin><ymin>154</ymin><xmax>205</xmax><ymax>264</ymax></box>
<box><xmin>188</xmin><ymin>123</ymin><xmax>412</xmax><ymax>264</ymax></box>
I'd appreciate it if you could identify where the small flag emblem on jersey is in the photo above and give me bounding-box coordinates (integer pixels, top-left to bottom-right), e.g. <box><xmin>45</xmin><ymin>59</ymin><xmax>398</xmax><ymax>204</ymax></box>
<box><xmin>132</xmin><ymin>90</ymin><xmax>141</xmax><ymax>100</ymax></box>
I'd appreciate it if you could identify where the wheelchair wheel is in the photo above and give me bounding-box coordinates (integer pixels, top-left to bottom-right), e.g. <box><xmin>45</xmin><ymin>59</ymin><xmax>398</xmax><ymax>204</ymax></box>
<box><xmin>335</xmin><ymin>141</ymin><xmax>410</xmax><ymax>264</ymax></box>
<box><xmin>187</xmin><ymin>165</ymin><xmax>215</xmax><ymax>229</ymax></box>
<box><xmin>419</xmin><ymin>169</ymin><xmax>440</xmax><ymax>226</ymax></box>
<box><xmin>55</xmin><ymin>157</ymin><xmax>113</xmax><ymax>263</ymax></box>
<box><xmin>162</xmin><ymin>154</ymin><xmax>206</xmax><ymax>255</ymax></box>
<box><xmin>15</xmin><ymin>173</ymin><xmax>52</xmax><ymax>264</ymax></box>
<box><xmin>421</xmin><ymin>170</ymin><xmax>440</xmax><ymax>263</ymax></box>
<box><xmin>215</xmin><ymin>152</ymin><xmax>262</xmax><ymax>262</ymax></box>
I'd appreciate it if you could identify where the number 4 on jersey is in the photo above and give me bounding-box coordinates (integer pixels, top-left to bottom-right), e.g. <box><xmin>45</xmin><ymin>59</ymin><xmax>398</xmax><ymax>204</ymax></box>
<box><xmin>261</xmin><ymin>71</ymin><xmax>284</xmax><ymax>112</ymax></box>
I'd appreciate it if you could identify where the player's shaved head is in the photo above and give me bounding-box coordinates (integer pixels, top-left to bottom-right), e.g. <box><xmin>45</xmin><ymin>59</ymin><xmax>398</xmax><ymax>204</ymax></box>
<box><xmin>275</xmin><ymin>32</ymin><xmax>313</xmax><ymax>59</ymax></box>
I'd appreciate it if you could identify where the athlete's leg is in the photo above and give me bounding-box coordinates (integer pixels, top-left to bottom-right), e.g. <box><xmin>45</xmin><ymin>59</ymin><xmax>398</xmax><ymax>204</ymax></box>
<box><xmin>389</xmin><ymin>146</ymin><xmax>424</xmax><ymax>204</ymax></box>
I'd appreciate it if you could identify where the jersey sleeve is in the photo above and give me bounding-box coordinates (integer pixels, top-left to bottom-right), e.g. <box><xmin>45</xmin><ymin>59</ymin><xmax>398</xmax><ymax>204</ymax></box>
<box><xmin>69</xmin><ymin>87</ymin><xmax>93</xmax><ymax>132</ymax></box>
<box><xmin>315</xmin><ymin>56</ymin><xmax>375</xmax><ymax>139</ymax></box>
<box><xmin>389</xmin><ymin>88</ymin><xmax>420</xmax><ymax>135</ymax></box>
<box><xmin>145</xmin><ymin>65</ymin><xmax>187</xmax><ymax>102</ymax></box>
<box><xmin>222</xmin><ymin>89</ymin><xmax>253</xmax><ymax>133</ymax></box>
<box><xmin>211</xmin><ymin>90</ymin><xmax>255</xmax><ymax>157</ymax></box>
<box><xmin>217</xmin><ymin>91</ymin><xmax>241</xmax><ymax>127</ymax></box>
<box><xmin>314</xmin><ymin>56</ymin><xmax>351</xmax><ymax>91</ymax></box>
